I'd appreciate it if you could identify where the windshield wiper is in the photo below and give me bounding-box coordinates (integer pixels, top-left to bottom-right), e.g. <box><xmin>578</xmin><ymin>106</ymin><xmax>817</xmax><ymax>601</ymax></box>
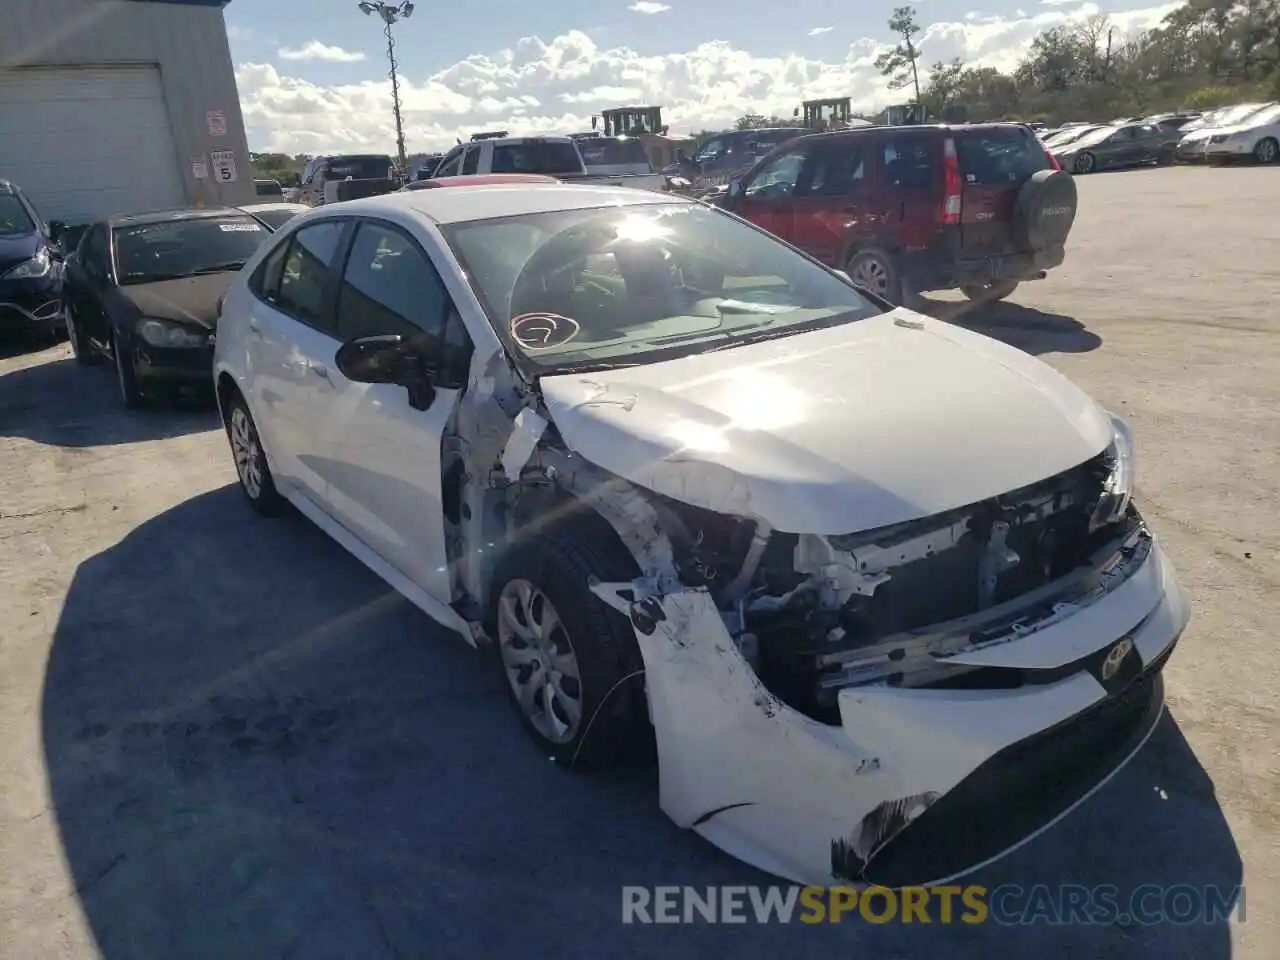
<box><xmin>121</xmin><ymin>272</ymin><xmax>187</xmax><ymax>283</ymax></box>
<box><xmin>190</xmin><ymin>261</ymin><xmax>247</xmax><ymax>275</ymax></box>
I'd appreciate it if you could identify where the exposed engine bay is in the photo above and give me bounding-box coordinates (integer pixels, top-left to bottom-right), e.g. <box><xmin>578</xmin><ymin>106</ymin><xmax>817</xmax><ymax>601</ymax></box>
<box><xmin>448</xmin><ymin>364</ymin><xmax>1144</xmax><ymax>728</ymax></box>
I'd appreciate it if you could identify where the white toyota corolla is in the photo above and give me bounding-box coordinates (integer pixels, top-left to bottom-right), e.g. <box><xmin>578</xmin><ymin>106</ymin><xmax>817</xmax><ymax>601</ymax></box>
<box><xmin>213</xmin><ymin>176</ymin><xmax>1189</xmax><ymax>887</ymax></box>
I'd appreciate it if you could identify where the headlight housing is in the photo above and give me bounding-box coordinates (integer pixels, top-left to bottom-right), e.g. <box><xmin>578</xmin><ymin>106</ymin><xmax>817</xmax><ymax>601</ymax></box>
<box><xmin>2</xmin><ymin>247</ymin><xmax>51</xmax><ymax>280</ymax></box>
<box><xmin>1091</xmin><ymin>411</ymin><xmax>1135</xmax><ymax>529</ymax></box>
<box><xmin>136</xmin><ymin>317</ymin><xmax>209</xmax><ymax>348</ymax></box>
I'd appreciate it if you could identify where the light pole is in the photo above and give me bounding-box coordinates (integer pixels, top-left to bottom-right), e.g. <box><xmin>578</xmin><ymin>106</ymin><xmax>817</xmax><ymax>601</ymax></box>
<box><xmin>357</xmin><ymin>1</ymin><xmax>414</xmax><ymax>178</ymax></box>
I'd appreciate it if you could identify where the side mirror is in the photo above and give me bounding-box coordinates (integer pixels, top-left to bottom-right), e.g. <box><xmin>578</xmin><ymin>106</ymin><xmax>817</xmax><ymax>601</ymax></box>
<box><xmin>335</xmin><ymin>334</ymin><xmax>436</xmax><ymax>410</ymax></box>
<box><xmin>727</xmin><ymin>179</ymin><xmax>744</xmax><ymax>198</ymax></box>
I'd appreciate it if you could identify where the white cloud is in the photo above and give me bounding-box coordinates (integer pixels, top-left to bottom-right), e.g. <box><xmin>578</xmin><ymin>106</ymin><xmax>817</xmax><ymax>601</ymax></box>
<box><xmin>277</xmin><ymin>41</ymin><xmax>367</xmax><ymax>63</ymax></box>
<box><xmin>226</xmin><ymin>25</ymin><xmax>254</xmax><ymax>42</ymax></box>
<box><xmin>1041</xmin><ymin>0</ymin><xmax>1084</xmax><ymax>5</ymax></box>
<box><xmin>238</xmin><ymin>2</ymin><xmax>1180</xmax><ymax>154</ymax></box>
<box><xmin>808</xmin><ymin>26</ymin><xmax>834</xmax><ymax>35</ymax></box>
<box><xmin>628</xmin><ymin>2</ymin><xmax>671</xmax><ymax>12</ymax></box>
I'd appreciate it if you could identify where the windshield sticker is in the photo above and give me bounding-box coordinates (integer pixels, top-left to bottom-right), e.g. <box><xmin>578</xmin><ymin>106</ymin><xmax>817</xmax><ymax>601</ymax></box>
<box><xmin>219</xmin><ymin>222</ymin><xmax>263</xmax><ymax>232</ymax></box>
<box><xmin>511</xmin><ymin>312</ymin><xmax>581</xmax><ymax>349</ymax></box>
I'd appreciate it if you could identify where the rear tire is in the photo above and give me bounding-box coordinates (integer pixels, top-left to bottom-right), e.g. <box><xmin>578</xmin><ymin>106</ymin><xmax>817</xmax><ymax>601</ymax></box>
<box><xmin>1254</xmin><ymin>137</ymin><xmax>1278</xmax><ymax>164</ymax></box>
<box><xmin>961</xmin><ymin>280</ymin><xmax>1020</xmax><ymax>303</ymax></box>
<box><xmin>1073</xmin><ymin>152</ymin><xmax>1096</xmax><ymax>174</ymax></box>
<box><xmin>845</xmin><ymin>248</ymin><xmax>905</xmax><ymax>305</ymax></box>
<box><xmin>489</xmin><ymin>521</ymin><xmax>648</xmax><ymax>771</ymax></box>
<box><xmin>64</xmin><ymin>300</ymin><xmax>100</xmax><ymax>365</ymax></box>
<box><xmin>226</xmin><ymin>394</ymin><xmax>284</xmax><ymax>516</ymax></box>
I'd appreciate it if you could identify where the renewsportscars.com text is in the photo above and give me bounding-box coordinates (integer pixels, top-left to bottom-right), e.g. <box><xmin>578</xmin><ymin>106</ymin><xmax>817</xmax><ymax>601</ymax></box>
<box><xmin>621</xmin><ymin>884</ymin><xmax>1244</xmax><ymax>925</ymax></box>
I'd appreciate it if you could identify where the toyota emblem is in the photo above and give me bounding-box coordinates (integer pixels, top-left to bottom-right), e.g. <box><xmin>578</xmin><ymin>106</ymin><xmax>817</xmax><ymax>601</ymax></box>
<box><xmin>1101</xmin><ymin>637</ymin><xmax>1135</xmax><ymax>681</ymax></box>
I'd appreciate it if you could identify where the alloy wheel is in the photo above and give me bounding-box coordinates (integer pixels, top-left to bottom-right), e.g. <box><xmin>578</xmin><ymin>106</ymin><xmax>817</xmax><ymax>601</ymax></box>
<box><xmin>229</xmin><ymin>406</ymin><xmax>264</xmax><ymax>499</ymax></box>
<box><xmin>849</xmin><ymin>256</ymin><xmax>890</xmax><ymax>297</ymax></box>
<box><xmin>496</xmin><ymin>579</ymin><xmax>584</xmax><ymax>744</ymax></box>
<box><xmin>1257</xmin><ymin>139</ymin><xmax>1278</xmax><ymax>164</ymax></box>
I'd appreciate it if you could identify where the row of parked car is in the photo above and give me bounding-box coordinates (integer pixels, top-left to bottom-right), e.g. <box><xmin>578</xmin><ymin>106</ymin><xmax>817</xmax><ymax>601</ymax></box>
<box><xmin>1037</xmin><ymin>101</ymin><xmax>1280</xmax><ymax>171</ymax></box>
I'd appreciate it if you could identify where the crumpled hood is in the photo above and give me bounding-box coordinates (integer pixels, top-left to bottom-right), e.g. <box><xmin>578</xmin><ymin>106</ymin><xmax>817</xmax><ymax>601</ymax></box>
<box><xmin>538</xmin><ymin>309</ymin><xmax>1113</xmax><ymax>534</ymax></box>
<box><xmin>117</xmin><ymin>272</ymin><xmax>237</xmax><ymax>329</ymax></box>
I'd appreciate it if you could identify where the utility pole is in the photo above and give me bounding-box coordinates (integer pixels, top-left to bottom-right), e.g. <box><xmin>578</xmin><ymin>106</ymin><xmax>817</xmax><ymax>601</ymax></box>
<box><xmin>357</xmin><ymin>1</ymin><xmax>414</xmax><ymax>178</ymax></box>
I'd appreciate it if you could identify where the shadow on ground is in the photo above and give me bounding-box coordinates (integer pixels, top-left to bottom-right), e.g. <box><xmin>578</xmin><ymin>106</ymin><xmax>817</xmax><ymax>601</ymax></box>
<box><xmin>919</xmin><ymin>297</ymin><xmax>1103</xmax><ymax>356</ymax></box>
<box><xmin>42</xmin><ymin>486</ymin><xmax>1240</xmax><ymax>959</ymax></box>
<box><xmin>0</xmin><ymin>330</ymin><xmax>64</xmax><ymax>361</ymax></box>
<box><xmin>0</xmin><ymin>353</ymin><xmax>218</xmax><ymax>447</ymax></box>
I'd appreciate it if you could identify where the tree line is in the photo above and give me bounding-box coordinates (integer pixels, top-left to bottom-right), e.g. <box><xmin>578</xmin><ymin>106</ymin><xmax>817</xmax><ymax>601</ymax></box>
<box><xmin>729</xmin><ymin>0</ymin><xmax>1280</xmax><ymax>132</ymax></box>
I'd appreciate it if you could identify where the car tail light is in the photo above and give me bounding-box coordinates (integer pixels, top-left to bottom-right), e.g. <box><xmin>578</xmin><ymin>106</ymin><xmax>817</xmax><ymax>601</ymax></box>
<box><xmin>941</xmin><ymin>138</ymin><xmax>961</xmax><ymax>225</ymax></box>
<box><xmin>1045</xmin><ymin>148</ymin><xmax>1062</xmax><ymax>171</ymax></box>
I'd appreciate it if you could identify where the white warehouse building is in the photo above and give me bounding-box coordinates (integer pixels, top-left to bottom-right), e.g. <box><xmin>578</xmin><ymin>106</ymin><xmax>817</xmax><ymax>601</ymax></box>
<box><xmin>0</xmin><ymin>0</ymin><xmax>254</xmax><ymax>223</ymax></box>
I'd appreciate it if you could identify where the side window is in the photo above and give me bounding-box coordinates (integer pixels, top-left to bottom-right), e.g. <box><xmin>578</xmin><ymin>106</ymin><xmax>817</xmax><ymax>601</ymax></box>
<box><xmin>743</xmin><ymin>149</ymin><xmax>807</xmax><ymax>199</ymax></box>
<box><xmin>250</xmin><ymin>236</ymin><xmax>291</xmax><ymax>302</ymax></box>
<box><xmin>312</xmin><ymin>161</ymin><xmax>330</xmax><ymax>183</ymax></box>
<box><xmin>807</xmin><ymin>143</ymin><xmax>867</xmax><ymax>196</ymax></box>
<box><xmin>695</xmin><ymin>137</ymin><xmax>725</xmax><ymax>163</ymax></box>
<box><xmin>274</xmin><ymin>221</ymin><xmax>346</xmax><ymax>331</ymax></box>
<box><xmin>83</xmin><ymin>226</ymin><xmax>109</xmax><ymax>279</ymax></box>
<box><xmin>880</xmin><ymin>137</ymin><xmax>936</xmax><ymax>190</ymax></box>
<box><xmin>336</xmin><ymin>222</ymin><xmax>450</xmax><ymax>344</ymax></box>
<box><xmin>434</xmin><ymin>149</ymin><xmax>463</xmax><ymax>178</ymax></box>
<box><xmin>1113</xmin><ymin>127</ymin><xmax>1136</xmax><ymax>140</ymax></box>
<box><xmin>460</xmin><ymin>146</ymin><xmax>479</xmax><ymax>174</ymax></box>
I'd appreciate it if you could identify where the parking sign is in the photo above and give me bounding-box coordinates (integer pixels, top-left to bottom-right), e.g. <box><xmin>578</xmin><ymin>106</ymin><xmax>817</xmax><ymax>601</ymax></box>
<box><xmin>210</xmin><ymin>151</ymin><xmax>237</xmax><ymax>183</ymax></box>
<box><xmin>206</xmin><ymin>109</ymin><xmax>227</xmax><ymax>137</ymax></box>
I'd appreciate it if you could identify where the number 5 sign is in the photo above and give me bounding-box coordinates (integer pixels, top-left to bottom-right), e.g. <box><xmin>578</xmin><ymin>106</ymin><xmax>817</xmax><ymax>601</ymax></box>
<box><xmin>210</xmin><ymin>151</ymin><xmax>237</xmax><ymax>183</ymax></box>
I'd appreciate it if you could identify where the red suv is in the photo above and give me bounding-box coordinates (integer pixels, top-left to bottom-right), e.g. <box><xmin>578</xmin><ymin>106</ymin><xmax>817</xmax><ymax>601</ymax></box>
<box><xmin>716</xmin><ymin>123</ymin><xmax>1077</xmax><ymax>306</ymax></box>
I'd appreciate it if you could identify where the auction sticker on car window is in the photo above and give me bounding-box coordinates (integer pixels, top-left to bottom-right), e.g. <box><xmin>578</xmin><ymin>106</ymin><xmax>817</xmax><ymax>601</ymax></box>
<box><xmin>218</xmin><ymin>222</ymin><xmax>263</xmax><ymax>232</ymax></box>
<box><xmin>511</xmin><ymin>312</ymin><xmax>580</xmax><ymax>349</ymax></box>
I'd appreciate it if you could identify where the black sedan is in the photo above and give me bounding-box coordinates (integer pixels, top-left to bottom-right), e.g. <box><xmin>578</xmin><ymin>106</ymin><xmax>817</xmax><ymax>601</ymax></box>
<box><xmin>62</xmin><ymin>207</ymin><xmax>270</xmax><ymax>407</ymax></box>
<box><xmin>0</xmin><ymin>178</ymin><xmax>68</xmax><ymax>341</ymax></box>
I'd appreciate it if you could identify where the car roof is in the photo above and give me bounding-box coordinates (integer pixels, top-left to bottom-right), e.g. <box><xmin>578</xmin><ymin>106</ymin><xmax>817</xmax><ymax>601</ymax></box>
<box><xmin>465</xmin><ymin>135</ymin><xmax>577</xmax><ymax>147</ymax></box>
<box><xmin>237</xmin><ymin>202</ymin><xmax>310</xmax><ymax>213</ymax></box>
<box><xmin>338</xmin><ymin>182</ymin><xmax>680</xmax><ymax>225</ymax></box>
<box><xmin>106</xmin><ymin>207</ymin><xmax>248</xmax><ymax>228</ymax></box>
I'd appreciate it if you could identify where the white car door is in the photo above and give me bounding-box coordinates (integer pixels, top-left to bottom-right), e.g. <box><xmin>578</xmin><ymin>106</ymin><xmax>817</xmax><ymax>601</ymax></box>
<box><xmin>313</xmin><ymin>218</ymin><xmax>470</xmax><ymax>603</ymax></box>
<box><xmin>244</xmin><ymin>218</ymin><xmax>348</xmax><ymax>504</ymax></box>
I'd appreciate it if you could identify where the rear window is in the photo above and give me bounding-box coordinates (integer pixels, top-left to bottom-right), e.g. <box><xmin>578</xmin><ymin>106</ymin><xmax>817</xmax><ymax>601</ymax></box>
<box><xmin>326</xmin><ymin>156</ymin><xmax>393</xmax><ymax>180</ymax></box>
<box><xmin>577</xmin><ymin>137</ymin><xmax>651</xmax><ymax>167</ymax></box>
<box><xmin>112</xmin><ymin>216</ymin><xmax>268</xmax><ymax>285</ymax></box>
<box><xmin>492</xmin><ymin>141</ymin><xmax>585</xmax><ymax>175</ymax></box>
<box><xmin>955</xmin><ymin>127</ymin><xmax>1049</xmax><ymax>186</ymax></box>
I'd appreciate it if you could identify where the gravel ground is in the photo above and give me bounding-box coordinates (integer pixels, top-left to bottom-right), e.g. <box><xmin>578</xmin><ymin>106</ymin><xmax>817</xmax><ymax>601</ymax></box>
<box><xmin>1</xmin><ymin>165</ymin><xmax>1276</xmax><ymax>959</ymax></box>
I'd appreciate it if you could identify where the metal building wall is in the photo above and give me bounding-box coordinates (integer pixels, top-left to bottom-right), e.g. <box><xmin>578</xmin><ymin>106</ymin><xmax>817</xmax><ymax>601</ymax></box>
<box><xmin>0</xmin><ymin>0</ymin><xmax>254</xmax><ymax>208</ymax></box>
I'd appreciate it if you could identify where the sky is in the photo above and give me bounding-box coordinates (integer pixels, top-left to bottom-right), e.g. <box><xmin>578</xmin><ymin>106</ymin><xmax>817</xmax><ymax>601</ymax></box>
<box><xmin>223</xmin><ymin>0</ymin><xmax>1184</xmax><ymax>155</ymax></box>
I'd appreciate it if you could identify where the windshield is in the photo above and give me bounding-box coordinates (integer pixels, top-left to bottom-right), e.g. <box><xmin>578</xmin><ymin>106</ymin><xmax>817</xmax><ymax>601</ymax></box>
<box><xmin>1064</xmin><ymin>125</ymin><xmax>1122</xmax><ymax>149</ymax></box>
<box><xmin>1229</xmin><ymin>103</ymin><xmax>1280</xmax><ymax>127</ymax></box>
<box><xmin>492</xmin><ymin>141</ymin><xmax>585</xmax><ymax>175</ymax></box>
<box><xmin>442</xmin><ymin>203</ymin><xmax>880</xmax><ymax>375</ymax></box>
<box><xmin>1209</xmin><ymin>104</ymin><xmax>1270</xmax><ymax>128</ymax></box>
<box><xmin>577</xmin><ymin>138</ymin><xmax>652</xmax><ymax>169</ymax></box>
<box><xmin>112</xmin><ymin>216</ymin><xmax>269</xmax><ymax>284</ymax></box>
<box><xmin>1044</xmin><ymin>125</ymin><xmax>1098</xmax><ymax>147</ymax></box>
<box><xmin>326</xmin><ymin>156</ymin><xmax>392</xmax><ymax>180</ymax></box>
<box><xmin>250</xmin><ymin>208</ymin><xmax>302</xmax><ymax>230</ymax></box>
<box><xmin>0</xmin><ymin>193</ymin><xmax>36</xmax><ymax>236</ymax></box>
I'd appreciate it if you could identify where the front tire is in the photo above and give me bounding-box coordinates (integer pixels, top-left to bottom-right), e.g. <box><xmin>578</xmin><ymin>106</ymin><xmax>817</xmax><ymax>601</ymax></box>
<box><xmin>1254</xmin><ymin>137</ymin><xmax>1278</xmax><ymax>164</ymax></box>
<box><xmin>961</xmin><ymin>279</ymin><xmax>1020</xmax><ymax>303</ymax></box>
<box><xmin>226</xmin><ymin>395</ymin><xmax>284</xmax><ymax>516</ymax></box>
<box><xmin>490</xmin><ymin>522</ymin><xmax>647</xmax><ymax>770</ymax></box>
<box><xmin>1074</xmin><ymin>152</ymin><xmax>1096</xmax><ymax>175</ymax></box>
<box><xmin>112</xmin><ymin>331</ymin><xmax>145</xmax><ymax>408</ymax></box>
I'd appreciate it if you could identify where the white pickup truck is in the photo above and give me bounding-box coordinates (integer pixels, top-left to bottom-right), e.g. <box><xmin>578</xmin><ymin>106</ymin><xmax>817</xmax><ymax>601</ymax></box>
<box><xmin>430</xmin><ymin>135</ymin><xmax>666</xmax><ymax>192</ymax></box>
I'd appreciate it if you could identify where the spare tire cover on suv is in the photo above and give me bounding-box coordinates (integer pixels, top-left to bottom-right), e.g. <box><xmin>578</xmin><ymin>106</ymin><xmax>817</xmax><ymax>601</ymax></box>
<box><xmin>1012</xmin><ymin>169</ymin><xmax>1078</xmax><ymax>253</ymax></box>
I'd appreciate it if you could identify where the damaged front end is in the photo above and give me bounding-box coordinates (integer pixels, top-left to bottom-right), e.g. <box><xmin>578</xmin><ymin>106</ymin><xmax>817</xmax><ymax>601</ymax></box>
<box><xmin>462</xmin><ymin>368</ymin><xmax>1185</xmax><ymax>886</ymax></box>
